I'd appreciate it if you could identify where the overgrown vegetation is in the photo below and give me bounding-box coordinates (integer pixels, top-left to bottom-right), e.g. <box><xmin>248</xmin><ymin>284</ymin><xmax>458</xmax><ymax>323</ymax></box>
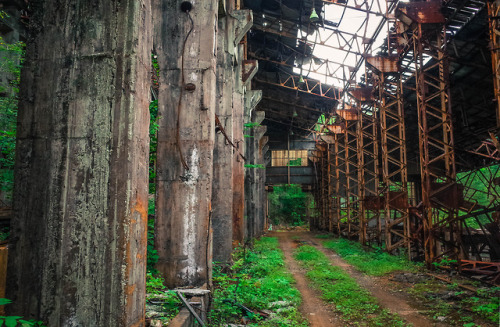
<box><xmin>0</xmin><ymin>298</ymin><xmax>46</xmax><ymax>326</ymax></box>
<box><xmin>145</xmin><ymin>273</ymin><xmax>182</xmax><ymax>323</ymax></box>
<box><xmin>0</xmin><ymin>35</ymin><xmax>24</xmax><ymax>197</ymax></box>
<box><xmin>408</xmin><ymin>279</ymin><xmax>499</xmax><ymax>325</ymax></box>
<box><xmin>321</xmin><ymin>238</ymin><xmax>418</xmax><ymax>276</ymax></box>
<box><xmin>294</xmin><ymin>244</ymin><xmax>408</xmax><ymax>326</ymax></box>
<box><xmin>210</xmin><ymin>237</ymin><xmax>307</xmax><ymax>326</ymax></box>
<box><xmin>268</xmin><ymin>184</ymin><xmax>312</xmax><ymax>226</ymax></box>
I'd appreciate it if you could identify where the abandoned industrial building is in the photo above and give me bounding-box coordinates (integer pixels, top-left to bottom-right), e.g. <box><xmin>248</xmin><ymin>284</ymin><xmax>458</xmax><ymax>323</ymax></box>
<box><xmin>0</xmin><ymin>0</ymin><xmax>499</xmax><ymax>326</ymax></box>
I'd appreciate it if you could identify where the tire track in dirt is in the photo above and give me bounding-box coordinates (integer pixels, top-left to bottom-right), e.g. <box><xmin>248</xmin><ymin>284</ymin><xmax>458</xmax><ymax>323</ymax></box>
<box><xmin>300</xmin><ymin>231</ymin><xmax>449</xmax><ymax>327</ymax></box>
<box><xmin>271</xmin><ymin>231</ymin><xmax>343</xmax><ymax>327</ymax></box>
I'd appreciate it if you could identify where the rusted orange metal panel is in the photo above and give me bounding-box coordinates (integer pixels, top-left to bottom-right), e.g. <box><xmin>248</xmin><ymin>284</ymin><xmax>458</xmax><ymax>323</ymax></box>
<box><xmin>326</xmin><ymin>123</ymin><xmax>345</xmax><ymax>134</ymax></box>
<box><xmin>337</xmin><ymin>108</ymin><xmax>358</xmax><ymax>120</ymax></box>
<box><xmin>366</xmin><ymin>56</ymin><xmax>399</xmax><ymax>73</ymax></box>
<box><xmin>396</xmin><ymin>1</ymin><xmax>445</xmax><ymax>24</ymax></box>
<box><xmin>349</xmin><ymin>87</ymin><xmax>374</xmax><ymax>102</ymax></box>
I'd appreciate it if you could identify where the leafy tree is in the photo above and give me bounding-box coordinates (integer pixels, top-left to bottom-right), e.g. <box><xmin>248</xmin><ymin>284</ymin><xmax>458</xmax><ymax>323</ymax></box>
<box><xmin>269</xmin><ymin>184</ymin><xmax>312</xmax><ymax>226</ymax></box>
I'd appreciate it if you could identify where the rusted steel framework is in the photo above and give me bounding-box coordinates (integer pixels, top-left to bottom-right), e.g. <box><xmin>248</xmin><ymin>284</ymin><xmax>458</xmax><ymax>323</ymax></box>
<box><xmin>488</xmin><ymin>0</ymin><xmax>500</xmax><ymax>128</ymax></box>
<box><xmin>372</xmin><ymin>65</ymin><xmax>411</xmax><ymax>255</ymax></box>
<box><xmin>405</xmin><ymin>8</ymin><xmax>460</xmax><ymax>264</ymax></box>
<box><xmin>457</xmin><ymin>164</ymin><xmax>500</xmax><ymax>262</ymax></box>
<box><xmin>348</xmin><ymin>87</ymin><xmax>380</xmax><ymax>246</ymax></box>
<box><xmin>336</xmin><ymin>108</ymin><xmax>361</xmax><ymax>239</ymax></box>
<box><xmin>360</xmin><ymin>99</ymin><xmax>381</xmax><ymax>246</ymax></box>
<box><xmin>330</xmin><ymin>130</ymin><xmax>342</xmax><ymax>235</ymax></box>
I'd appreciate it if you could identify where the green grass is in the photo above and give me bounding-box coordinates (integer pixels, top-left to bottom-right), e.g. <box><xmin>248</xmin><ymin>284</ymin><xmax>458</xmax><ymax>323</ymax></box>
<box><xmin>322</xmin><ymin>238</ymin><xmax>418</xmax><ymax>276</ymax></box>
<box><xmin>294</xmin><ymin>245</ymin><xmax>408</xmax><ymax>327</ymax></box>
<box><xmin>408</xmin><ymin>280</ymin><xmax>499</xmax><ymax>325</ymax></box>
<box><xmin>210</xmin><ymin>237</ymin><xmax>308</xmax><ymax>327</ymax></box>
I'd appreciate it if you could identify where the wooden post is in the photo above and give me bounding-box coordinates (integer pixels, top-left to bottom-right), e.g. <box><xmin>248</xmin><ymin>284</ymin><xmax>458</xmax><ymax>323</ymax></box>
<box><xmin>154</xmin><ymin>0</ymin><xmax>217</xmax><ymax>288</ymax></box>
<box><xmin>7</xmin><ymin>1</ymin><xmax>151</xmax><ymax>324</ymax></box>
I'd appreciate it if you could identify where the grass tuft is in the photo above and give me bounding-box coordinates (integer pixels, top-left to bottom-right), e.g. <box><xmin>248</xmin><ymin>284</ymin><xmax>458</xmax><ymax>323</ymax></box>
<box><xmin>322</xmin><ymin>238</ymin><xmax>418</xmax><ymax>276</ymax></box>
<box><xmin>210</xmin><ymin>237</ymin><xmax>308</xmax><ymax>327</ymax></box>
<box><xmin>294</xmin><ymin>244</ymin><xmax>408</xmax><ymax>326</ymax></box>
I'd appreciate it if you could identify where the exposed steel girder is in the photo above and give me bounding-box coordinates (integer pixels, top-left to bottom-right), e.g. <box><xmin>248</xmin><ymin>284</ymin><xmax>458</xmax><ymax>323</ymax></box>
<box><xmin>377</xmin><ymin>71</ymin><xmax>411</xmax><ymax>256</ymax></box>
<box><xmin>488</xmin><ymin>1</ymin><xmax>500</xmax><ymax>128</ymax></box>
<box><xmin>253</xmin><ymin>74</ymin><xmax>341</xmax><ymax>100</ymax></box>
<box><xmin>249</xmin><ymin>52</ymin><xmax>352</xmax><ymax>84</ymax></box>
<box><xmin>413</xmin><ymin>21</ymin><xmax>460</xmax><ymax>265</ymax></box>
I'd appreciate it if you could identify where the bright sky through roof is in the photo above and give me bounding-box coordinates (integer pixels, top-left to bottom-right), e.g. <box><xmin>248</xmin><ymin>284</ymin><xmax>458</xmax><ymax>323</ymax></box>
<box><xmin>293</xmin><ymin>0</ymin><xmax>390</xmax><ymax>89</ymax></box>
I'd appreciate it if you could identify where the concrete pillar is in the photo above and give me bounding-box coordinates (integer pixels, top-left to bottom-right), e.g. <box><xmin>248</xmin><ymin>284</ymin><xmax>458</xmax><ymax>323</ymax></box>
<box><xmin>212</xmin><ymin>16</ymin><xmax>234</xmax><ymax>264</ymax></box>
<box><xmin>245</xmin><ymin>111</ymin><xmax>265</xmax><ymax>239</ymax></box>
<box><xmin>7</xmin><ymin>1</ymin><xmax>151</xmax><ymax>325</ymax></box>
<box><xmin>154</xmin><ymin>0</ymin><xmax>217</xmax><ymax>288</ymax></box>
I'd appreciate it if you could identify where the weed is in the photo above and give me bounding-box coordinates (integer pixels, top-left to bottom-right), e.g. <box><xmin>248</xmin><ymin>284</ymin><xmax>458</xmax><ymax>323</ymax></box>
<box><xmin>408</xmin><ymin>279</ymin><xmax>499</xmax><ymax>325</ymax></box>
<box><xmin>145</xmin><ymin>274</ymin><xmax>182</xmax><ymax>322</ymax></box>
<box><xmin>322</xmin><ymin>238</ymin><xmax>417</xmax><ymax>276</ymax></box>
<box><xmin>210</xmin><ymin>237</ymin><xmax>308</xmax><ymax>327</ymax></box>
<box><xmin>294</xmin><ymin>245</ymin><xmax>408</xmax><ymax>326</ymax></box>
<box><xmin>0</xmin><ymin>299</ymin><xmax>46</xmax><ymax>326</ymax></box>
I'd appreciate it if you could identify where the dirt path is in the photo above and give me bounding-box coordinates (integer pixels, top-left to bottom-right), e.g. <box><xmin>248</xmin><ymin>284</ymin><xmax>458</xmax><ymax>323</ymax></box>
<box><xmin>296</xmin><ymin>231</ymin><xmax>448</xmax><ymax>327</ymax></box>
<box><xmin>270</xmin><ymin>231</ymin><xmax>342</xmax><ymax>327</ymax></box>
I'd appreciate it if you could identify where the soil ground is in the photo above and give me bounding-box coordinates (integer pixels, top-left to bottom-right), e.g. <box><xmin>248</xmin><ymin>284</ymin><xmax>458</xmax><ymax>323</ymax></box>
<box><xmin>270</xmin><ymin>230</ymin><xmax>453</xmax><ymax>327</ymax></box>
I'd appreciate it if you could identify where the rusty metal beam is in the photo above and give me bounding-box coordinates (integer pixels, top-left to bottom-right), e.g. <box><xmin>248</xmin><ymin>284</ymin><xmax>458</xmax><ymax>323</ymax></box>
<box><xmin>488</xmin><ymin>1</ymin><xmax>500</xmax><ymax>128</ymax></box>
<box><xmin>411</xmin><ymin>17</ymin><xmax>460</xmax><ymax>265</ymax></box>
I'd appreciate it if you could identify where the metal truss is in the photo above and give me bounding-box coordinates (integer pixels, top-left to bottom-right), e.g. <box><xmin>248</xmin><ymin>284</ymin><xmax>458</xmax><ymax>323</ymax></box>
<box><xmin>467</xmin><ymin>131</ymin><xmax>500</xmax><ymax>161</ymax></box>
<box><xmin>456</xmin><ymin>164</ymin><xmax>500</xmax><ymax>266</ymax></box>
<box><xmin>335</xmin><ymin>108</ymin><xmax>361</xmax><ymax>240</ymax></box>
<box><xmin>253</xmin><ymin>73</ymin><xmax>340</xmax><ymax>100</ymax></box>
<box><xmin>407</xmin><ymin>10</ymin><xmax>460</xmax><ymax>264</ymax></box>
<box><xmin>372</xmin><ymin>67</ymin><xmax>411</xmax><ymax>256</ymax></box>
<box><xmin>360</xmin><ymin>99</ymin><xmax>381</xmax><ymax>247</ymax></box>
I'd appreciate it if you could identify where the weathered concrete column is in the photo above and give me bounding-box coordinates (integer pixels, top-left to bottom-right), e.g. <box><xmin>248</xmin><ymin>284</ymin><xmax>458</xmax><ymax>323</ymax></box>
<box><xmin>154</xmin><ymin>1</ymin><xmax>217</xmax><ymax>288</ymax></box>
<box><xmin>213</xmin><ymin>7</ymin><xmax>253</xmax><ymax>262</ymax></box>
<box><xmin>212</xmin><ymin>17</ymin><xmax>234</xmax><ymax>263</ymax></box>
<box><xmin>7</xmin><ymin>1</ymin><xmax>151</xmax><ymax>325</ymax></box>
<box><xmin>245</xmin><ymin>110</ymin><xmax>265</xmax><ymax>240</ymax></box>
<box><xmin>232</xmin><ymin>85</ymin><xmax>246</xmax><ymax>246</ymax></box>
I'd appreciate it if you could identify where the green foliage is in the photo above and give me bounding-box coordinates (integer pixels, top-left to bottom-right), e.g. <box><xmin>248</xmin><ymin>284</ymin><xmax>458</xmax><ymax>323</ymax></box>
<box><xmin>456</xmin><ymin>164</ymin><xmax>499</xmax><ymax>228</ymax></box>
<box><xmin>287</xmin><ymin>158</ymin><xmax>301</xmax><ymax>166</ymax></box>
<box><xmin>149</xmin><ymin>99</ymin><xmax>158</xmax><ymax>194</ymax></box>
<box><xmin>210</xmin><ymin>237</ymin><xmax>307</xmax><ymax>327</ymax></box>
<box><xmin>465</xmin><ymin>287</ymin><xmax>500</xmax><ymax>323</ymax></box>
<box><xmin>244</xmin><ymin>122</ymin><xmax>260</xmax><ymax>130</ymax></box>
<box><xmin>0</xmin><ymin>228</ymin><xmax>8</xmax><ymax>241</ymax></box>
<box><xmin>145</xmin><ymin>275</ymin><xmax>182</xmax><ymax>322</ymax></box>
<box><xmin>322</xmin><ymin>238</ymin><xmax>417</xmax><ymax>276</ymax></box>
<box><xmin>146</xmin><ymin>197</ymin><xmax>158</xmax><ymax>273</ymax></box>
<box><xmin>0</xmin><ymin>299</ymin><xmax>46</xmax><ymax>327</ymax></box>
<box><xmin>409</xmin><ymin>279</ymin><xmax>499</xmax><ymax>324</ymax></box>
<box><xmin>244</xmin><ymin>164</ymin><xmax>265</xmax><ymax>169</ymax></box>
<box><xmin>294</xmin><ymin>245</ymin><xmax>408</xmax><ymax>326</ymax></box>
<box><xmin>146</xmin><ymin>272</ymin><xmax>165</xmax><ymax>294</ymax></box>
<box><xmin>268</xmin><ymin>184</ymin><xmax>311</xmax><ymax>226</ymax></box>
<box><xmin>0</xmin><ymin>37</ymin><xmax>24</xmax><ymax>195</ymax></box>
